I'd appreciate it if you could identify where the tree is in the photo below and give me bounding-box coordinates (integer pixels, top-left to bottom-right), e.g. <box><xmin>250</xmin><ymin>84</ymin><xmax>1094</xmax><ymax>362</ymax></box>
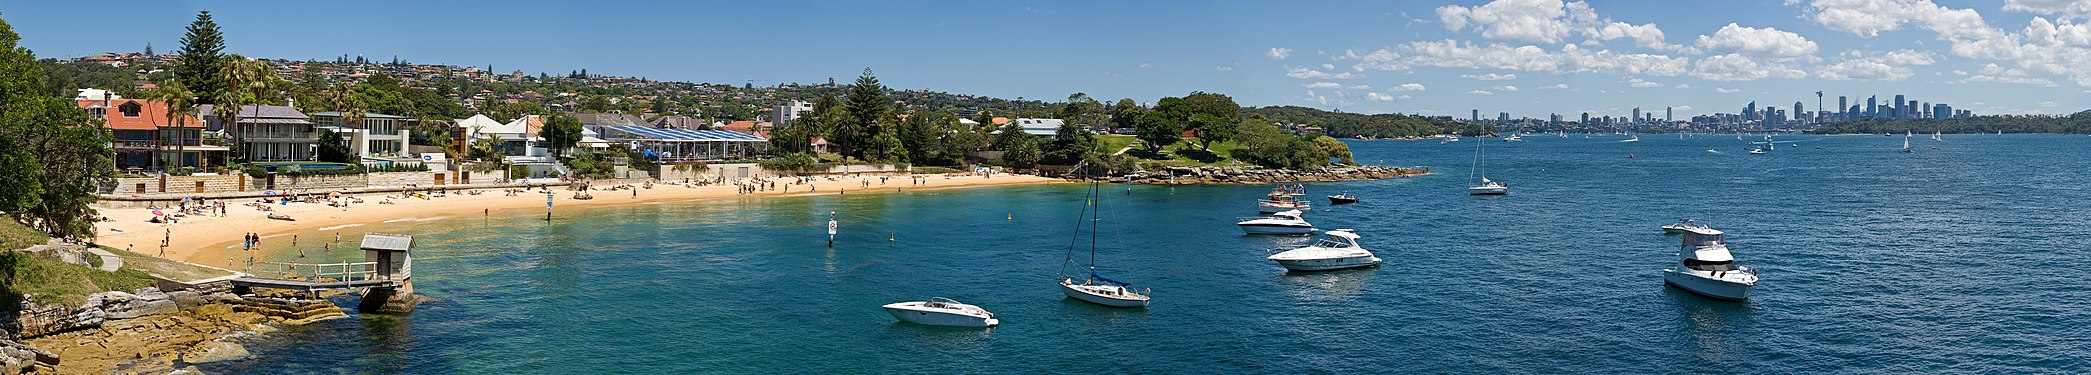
<box><xmin>0</xmin><ymin>14</ymin><xmax>115</xmax><ymax>239</ymax></box>
<box><xmin>990</xmin><ymin>121</ymin><xmax>1029</xmax><ymax>151</ymax></box>
<box><xmin>540</xmin><ymin>113</ymin><xmax>584</xmax><ymax>157</ymax></box>
<box><xmin>1002</xmin><ymin>138</ymin><xmax>1042</xmax><ymax>168</ymax></box>
<box><xmin>214</xmin><ymin>55</ymin><xmax>276</xmax><ymax>163</ymax></box>
<box><xmin>315</xmin><ymin>129</ymin><xmax>354</xmax><ymax>163</ymax></box>
<box><xmin>842</xmin><ymin>68</ymin><xmax>892</xmax><ymax>160</ymax></box>
<box><xmin>1189</xmin><ymin>113</ymin><xmax>1233</xmax><ymax>149</ymax></box>
<box><xmin>143</xmin><ymin>81</ymin><xmax>197</xmax><ymax>169</ymax></box>
<box><xmin>174</xmin><ymin>11</ymin><xmax>225</xmax><ymax>104</ymax></box>
<box><xmin>1134</xmin><ymin>109</ymin><xmax>1182</xmax><ymax>151</ymax></box>
<box><xmin>1309</xmin><ymin>135</ymin><xmax>1353</xmax><ymax>164</ymax></box>
<box><xmin>1109</xmin><ymin>98</ymin><xmax>1139</xmax><ymax>130</ymax></box>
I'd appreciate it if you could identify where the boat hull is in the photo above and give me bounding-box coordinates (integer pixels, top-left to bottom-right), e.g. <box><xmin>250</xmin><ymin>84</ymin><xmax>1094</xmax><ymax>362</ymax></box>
<box><xmin>1467</xmin><ymin>186</ymin><xmax>1508</xmax><ymax>195</ymax></box>
<box><xmin>1061</xmin><ymin>282</ymin><xmax>1150</xmax><ymax>308</ymax></box>
<box><xmin>1327</xmin><ymin>196</ymin><xmax>1357</xmax><ymax>205</ymax></box>
<box><xmin>1663</xmin><ymin>270</ymin><xmax>1754</xmax><ymax>300</ymax></box>
<box><xmin>883</xmin><ymin>306</ymin><xmax>998</xmax><ymax>327</ymax></box>
<box><xmin>1257</xmin><ymin>204</ymin><xmax>1310</xmax><ymax>213</ymax></box>
<box><xmin>1239</xmin><ymin>223</ymin><xmax>1314</xmax><ymax>235</ymax></box>
<box><xmin>1272</xmin><ymin>255</ymin><xmax>1381</xmax><ymax>272</ymax></box>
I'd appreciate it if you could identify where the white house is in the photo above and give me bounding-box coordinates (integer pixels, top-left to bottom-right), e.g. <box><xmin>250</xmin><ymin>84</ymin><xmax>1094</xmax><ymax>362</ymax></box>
<box><xmin>1014</xmin><ymin>118</ymin><xmax>1064</xmax><ymax>136</ymax></box>
<box><xmin>311</xmin><ymin>111</ymin><xmax>413</xmax><ymax>162</ymax></box>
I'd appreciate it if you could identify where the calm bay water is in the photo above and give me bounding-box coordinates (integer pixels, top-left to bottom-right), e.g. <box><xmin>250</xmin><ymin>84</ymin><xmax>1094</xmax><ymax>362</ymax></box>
<box><xmin>204</xmin><ymin>134</ymin><xmax>2091</xmax><ymax>373</ymax></box>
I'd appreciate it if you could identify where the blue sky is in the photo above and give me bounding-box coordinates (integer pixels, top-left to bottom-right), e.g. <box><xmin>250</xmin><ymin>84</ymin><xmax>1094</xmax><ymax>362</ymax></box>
<box><xmin>6</xmin><ymin>0</ymin><xmax>2089</xmax><ymax>118</ymax></box>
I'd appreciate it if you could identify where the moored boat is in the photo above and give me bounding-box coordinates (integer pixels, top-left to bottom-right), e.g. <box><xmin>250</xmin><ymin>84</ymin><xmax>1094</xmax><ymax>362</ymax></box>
<box><xmin>883</xmin><ymin>297</ymin><xmax>999</xmax><ymax>327</ymax></box>
<box><xmin>1268</xmin><ymin>230</ymin><xmax>1380</xmax><ymax>272</ymax></box>
<box><xmin>1326</xmin><ymin>192</ymin><xmax>1357</xmax><ymax>205</ymax></box>
<box><xmin>1238</xmin><ymin>210</ymin><xmax>1314</xmax><ymax>235</ymax></box>
<box><xmin>1662</xmin><ymin>226</ymin><xmax>1757</xmax><ymax>300</ymax></box>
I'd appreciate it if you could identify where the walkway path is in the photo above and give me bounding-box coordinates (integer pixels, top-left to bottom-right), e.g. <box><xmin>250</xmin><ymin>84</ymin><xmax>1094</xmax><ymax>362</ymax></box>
<box><xmin>85</xmin><ymin>246</ymin><xmax>122</xmax><ymax>272</ymax></box>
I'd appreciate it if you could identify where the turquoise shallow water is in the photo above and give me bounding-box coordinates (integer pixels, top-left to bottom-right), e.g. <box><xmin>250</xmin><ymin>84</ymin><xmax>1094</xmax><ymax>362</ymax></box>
<box><xmin>204</xmin><ymin>134</ymin><xmax>2091</xmax><ymax>373</ymax></box>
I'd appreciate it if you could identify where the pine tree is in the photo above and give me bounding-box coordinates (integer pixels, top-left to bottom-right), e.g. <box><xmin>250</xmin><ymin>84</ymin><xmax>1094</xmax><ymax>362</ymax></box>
<box><xmin>143</xmin><ymin>43</ymin><xmax>152</xmax><ymax>56</ymax></box>
<box><xmin>843</xmin><ymin>68</ymin><xmax>892</xmax><ymax>160</ymax></box>
<box><xmin>174</xmin><ymin>10</ymin><xmax>225</xmax><ymax>104</ymax></box>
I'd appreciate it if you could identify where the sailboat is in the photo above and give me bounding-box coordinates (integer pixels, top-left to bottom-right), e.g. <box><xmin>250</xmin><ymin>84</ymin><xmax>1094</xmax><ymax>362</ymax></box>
<box><xmin>1057</xmin><ymin>165</ymin><xmax>1151</xmax><ymax>308</ymax></box>
<box><xmin>1903</xmin><ymin>133</ymin><xmax>1913</xmax><ymax>153</ymax></box>
<box><xmin>1467</xmin><ymin>138</ymin><xmax>1508</xmax><ymax>195</ymax></box>
<box><xmin>1932</xmin><ymin>130</ymin><xmax>1943</xmax><ymax>142</ymax></box>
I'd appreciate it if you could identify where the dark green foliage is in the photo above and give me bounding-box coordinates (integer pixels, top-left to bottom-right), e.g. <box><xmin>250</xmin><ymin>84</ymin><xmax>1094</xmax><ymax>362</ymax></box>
<box><xmin>0</xmin><ymin>15</ymin><xmax>114</xmax><ymax>240</ymax></box>
<box><xmin>758</xmin><ymin>152</ymin><xmax>821</xmax><ymax>172</ymax></box>
<box><xmin>1134</xmin><ymin>109</ymin><xmax>1182</xmax><ymax>151</ymax></box>
<box><xmin>1246</xmin><ymin>105</ymin><xmax>1463</xmax><ymax>139</ymax></box>
<box><xmin>174</xmin><ymin>11</ymin><xmax>225</xmax><ymax>104</ymax></box>
<box><xmin>842</xmin><ymin>68</ymin><xmax>895</xmax><ymax>161</ymax></box>
<box><xmin>539</xmin><ymin>113</ymin><xmax>584</xmax><ymax>156</ymax></box>
<box><xmin>37</xmin><ymin>59</ymin><xmax>134</xmax><ymax>97</ymax></box>
<box><xmin>315</xmin><ymin>129</ymin><xmax>354</xmax><ymax>163</ymax></box>
<box><xmin>1810</xmin><ymin>114</ymin><xmax>2091</xmax><ymax>134</ymax></box>
<box><xmin>1232</xmin><ymin>118</ymin><xmax>1330</xmax><ymax>169</ymax></box>
<box><xmin>1002</xmin><ymin>138</ymin><xmax>1042</xmax><ymax>168</ymax></box>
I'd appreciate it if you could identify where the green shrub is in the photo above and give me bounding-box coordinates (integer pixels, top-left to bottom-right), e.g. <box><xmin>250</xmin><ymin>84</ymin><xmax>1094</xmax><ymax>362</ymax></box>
<box><xmin>912</xmin><ymin>166</ymin><xmax>962</xmax><ymax>174</ymax></box>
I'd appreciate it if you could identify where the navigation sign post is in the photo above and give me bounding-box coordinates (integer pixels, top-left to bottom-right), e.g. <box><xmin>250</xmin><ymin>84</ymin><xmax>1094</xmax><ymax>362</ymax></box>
<box><xmin>545</xmin><ymin>189</ymin><xmax>554</xmax><ymax>222</ymax></box>
<box><xmin>827</xmin><ymin>212</ymin><xmax>838</xmax><ymax>247</ymax></box>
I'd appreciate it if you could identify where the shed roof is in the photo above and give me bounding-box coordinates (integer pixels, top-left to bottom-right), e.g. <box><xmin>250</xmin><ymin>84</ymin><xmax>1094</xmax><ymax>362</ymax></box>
<box><xmin>360</xmin><ymin>233</ymin><xmax>414</xmax><ymax>251</ymax></box>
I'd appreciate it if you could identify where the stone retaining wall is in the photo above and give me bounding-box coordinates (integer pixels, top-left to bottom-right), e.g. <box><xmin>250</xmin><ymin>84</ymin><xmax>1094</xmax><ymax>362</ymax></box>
<box><xmin>111</xmin><ymin>175</ymin><xmax>248</xmax><ymax>195</ymax></box>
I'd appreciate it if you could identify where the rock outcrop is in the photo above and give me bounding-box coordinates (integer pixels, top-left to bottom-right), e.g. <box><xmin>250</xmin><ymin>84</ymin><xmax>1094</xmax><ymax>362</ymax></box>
<box><xmin>2</xmin><ymin>285</ymin><xmax>346</xmax><ymax>374</ymax></box>
<box><xmin>1111</xmin><ymin>165</ymin><xmax>1427</xmax><ymax>185</ymax></box>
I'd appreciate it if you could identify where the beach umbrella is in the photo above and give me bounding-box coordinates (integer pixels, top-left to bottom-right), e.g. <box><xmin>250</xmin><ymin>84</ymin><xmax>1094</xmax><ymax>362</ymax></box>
<box><xmin>264</xmin><ymin>190</ymin><xmax>278</xmax><ymax>196</ymax></box>
<box><xmin>150</xmin><ymin>208</ymin><xmax>164</xmax><ymax>216</ymax></box>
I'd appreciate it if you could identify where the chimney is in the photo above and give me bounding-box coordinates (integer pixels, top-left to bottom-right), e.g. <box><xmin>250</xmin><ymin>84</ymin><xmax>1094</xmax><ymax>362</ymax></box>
<box><xmin>285</xmin><ymin>97</ymin><xmax>296</xmax><ymax>107</ymax></box>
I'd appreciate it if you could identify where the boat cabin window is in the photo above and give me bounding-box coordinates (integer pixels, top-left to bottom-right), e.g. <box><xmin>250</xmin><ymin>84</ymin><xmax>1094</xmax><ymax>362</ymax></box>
<box><xmin>1317</xmin><ymin>239</ymin><xmax>1353</xmax><ymax>248</ymax></box>
<box><xmin>1682</xmin><ymin>233</ymin><xmax>1724</xmax><ymax>247</ymax></box>
<box><xmin>1683</xmin><ymin>258</ymin><xmax>1739</xmax><ymax>271</ymax></box>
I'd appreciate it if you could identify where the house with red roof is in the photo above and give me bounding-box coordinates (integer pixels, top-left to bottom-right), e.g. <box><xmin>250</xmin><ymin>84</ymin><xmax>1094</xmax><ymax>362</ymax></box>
<box><xmin>75</xmin><ymin>93</ymin><xmax>215</xmax><ymax>170</ymax></box>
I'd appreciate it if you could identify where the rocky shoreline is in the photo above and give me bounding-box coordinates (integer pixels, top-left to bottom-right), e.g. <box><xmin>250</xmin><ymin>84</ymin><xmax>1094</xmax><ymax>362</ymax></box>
<box><xmin>1</xmin><ymin>283</ymin><xmax>348</xmax><ymax>373</ymax></box>
<box><xmin>1106</xmin><ymin>165</ymin><xmax>1428</xmax><ymax>185</ymax></box>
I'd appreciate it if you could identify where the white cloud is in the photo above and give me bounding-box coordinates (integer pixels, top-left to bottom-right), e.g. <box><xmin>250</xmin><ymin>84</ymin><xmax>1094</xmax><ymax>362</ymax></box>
<box><xmin>1673</xmin><ymin>105</ymin><xmax>1693</xmax><ymax>112</ymax></box>
<box><xmin>1627</xmin><ymin>78</ymin><xmax>1662</xmax><ymax>87</ymax></box>
<box><xmin>1349</xmin><ymin>85</ymin><xmax>1372</xmax><ymax>90</ymax></box>
<box><xmin>1286</xmin><ymin>66</ymin><xmax>1364</xmax><ymax>79</ymax></box>
<box><xmin>1267</xmin><ymin>47</ymin><xmax>1293</xmax><ymax>60</ymax></box>
<box><xmin>1795</xmin><ymin>0</ymin><xmax>1999</xmax><ymax>40</ymax></box>
<box><xmin>1468</xmin><ymin>89</ymin><xmax>1496</xmax><ymax>95</ymax></box>
<box><xmin>2005</xmin><ymin>0</ymin><xmax>2091</xmax><ymax>19</ymax></box>
<box><xmin>1391</xmin><ymin>83</ymin><xmax>1428</xmax><ymax>91</ymax></box>
<box><xmin>1693</xmin><ymin>53</ymin><xmax>1808</xmax><ymax>81</ymax></box>
<box><xmin>1716</xmin><ymin>88</ymin><xmax>1743</xmax><ymax>93</ymax></box>
<box><xmin>1365</xmin><ymin>92</ymin><xmax>1396</xmax><ymax>101</ymax></box>
<box><xmin>2041</xmin><ymin>100</ymin><xmax>2059</xmax><ymax>107</ymax></box>
<box><xmin>1462</xmin><ymin>73</ymin><xmax>1520</xmax><ymax>80</ymax></box>
<box><xmin>1215</xmin><ymin>66</ymin><xmax>1233</xmax><ymax>72</ymax></box>
<box><xmin>1139</xmin><ymin>63</ymin><xmax>1153</xmax><ymax>69</ymax></box>
<box><xmin>1498</xmin><ymin>85</ymin><xmax>1520</xmax><ymax>91</ymax></box>
<box><xmin>1674</xmin><ymin>83</ymin><xmax>1693</xmax><ymax>88</ymax></box>
<box><xmin>1321</xmin><ymin>63</ymin><xmax>1336</xmax><ymax>70</ymax></box>
<box><xmin>1398</xmin><ymin>95</ymin><xmax>1413</xmax><ymax>100</ymax></box>
<box><xmin>1695</xmin><ymin>23</ymin><xmax>1818</xmax><ymax>58</ymax></box>
<box><xmin>1352</xmin><ymin>41</ymin><xmax>1690</xmax><ymax>77</ymax></box>
<box><xmin>1436</xmin><ymin>0</ymin><xmax>1671</xmax><ymax>48</ymax></box>
<box><xmin>1303</xmin><ymin>82</ymin><xmax>1344</xmax><ymax>89</ymax></box>
<box><xmin>1960</xmin><ymin>74</ymin><xmax>2060</xmax><ymax>86</ymax></box>
<box><xmin>1540</xmin><ymin>83</ymin><xmax>1570</xmax><ymax>89</ymax></box>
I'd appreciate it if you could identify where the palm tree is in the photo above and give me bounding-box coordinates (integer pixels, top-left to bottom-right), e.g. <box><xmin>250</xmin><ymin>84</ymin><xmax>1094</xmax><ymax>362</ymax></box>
<box><xmin>145</xmin><ymin>81</ymin><xmax>197</xmax><ymax>170</ymax></box>
<box><xmin>215</xmin><ymin>55</ymin><xmax>280</xmax><ymax>162</ymax></box>
<box><xmin>325</xmin><ymin>83</ymin><xmax>367</xmax><ymax>159</ymax></box>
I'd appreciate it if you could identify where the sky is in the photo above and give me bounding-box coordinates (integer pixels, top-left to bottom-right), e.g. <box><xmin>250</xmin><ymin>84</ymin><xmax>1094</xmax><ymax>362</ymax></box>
<box><xmin>5</xmin><ymin>0</ymin><xmax>2090</xmax><ymax>118</ymax></box>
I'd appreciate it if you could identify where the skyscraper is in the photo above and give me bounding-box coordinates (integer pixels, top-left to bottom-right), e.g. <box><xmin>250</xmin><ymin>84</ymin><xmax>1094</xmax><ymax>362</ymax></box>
<box><xmin>1632</xmin><ymin>107</ymin><xmax>1641</xmax><ymax>123</ymax></box>
<box><xmin>1581</xmin><ymin>112</ymin><xmax>1590</xmax><ymax>125</ymax></box>
<box><xmin>1894</xmin><ymin>94</ymin><xmax>1906</xmax><ymax>118</ymax></box>
<box><xmin>1866</xmin><ymin>96</ymin><xmax>1877</xmax><ymax>118</ymax></box>
<box><xmin>1473</xmin><ymin>109</ymin><xmax>1480</xmax><ymax>122</ymax></box>
<box><xmin>1793</xmin><ymin>102</ymin><xmax>1804</xmax><ymax>124</ymax></box>
<box><xmin>1838</xmin><ymin>96</ymin><xmax>1848</xmax><ymax>119</ymax></box>
<box><xmin>1665</xmin><ymin>106</ymin><xmax>1673</xmax><ymax>122</ymax></box>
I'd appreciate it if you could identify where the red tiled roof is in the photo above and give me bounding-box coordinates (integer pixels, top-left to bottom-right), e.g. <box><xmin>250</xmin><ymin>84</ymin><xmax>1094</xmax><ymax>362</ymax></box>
<box><xmin>76</xmin><ymin>99</ymin><xmax>200</xmax><ymax>130</ymax></box>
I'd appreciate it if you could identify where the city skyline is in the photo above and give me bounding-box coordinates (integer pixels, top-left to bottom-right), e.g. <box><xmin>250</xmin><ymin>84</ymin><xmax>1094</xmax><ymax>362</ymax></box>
<box><xmin>5</xmin><ymin>0</ymin><xmax>2089</xmax><ymax>118</ymax></box>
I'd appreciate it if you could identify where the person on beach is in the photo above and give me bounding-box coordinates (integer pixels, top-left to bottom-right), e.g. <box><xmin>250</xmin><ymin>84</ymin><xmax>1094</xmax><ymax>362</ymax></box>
<box><xmin>335</xmin><ymin>232</ymin><xmax>341</xmax><ymax>244</ymax></box>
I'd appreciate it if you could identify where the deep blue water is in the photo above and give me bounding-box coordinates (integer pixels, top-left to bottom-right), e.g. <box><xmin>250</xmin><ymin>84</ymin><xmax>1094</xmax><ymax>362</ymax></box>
<box><xmin>202</xmin><ymin>134</ymin><xmax>2091</xmax><ymax>374</ymax></box>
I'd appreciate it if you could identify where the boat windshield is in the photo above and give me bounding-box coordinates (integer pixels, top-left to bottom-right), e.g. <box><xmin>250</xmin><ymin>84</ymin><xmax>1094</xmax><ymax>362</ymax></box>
<box><xmin>1684</xmin><ymin>258</ymin><xmax>1740</xmax><ymax>271</ymax></box>
<box><xmin>1316</xmin><ymin>239</ymin><xmax>1352</xmax><ymax>248</ymax></box>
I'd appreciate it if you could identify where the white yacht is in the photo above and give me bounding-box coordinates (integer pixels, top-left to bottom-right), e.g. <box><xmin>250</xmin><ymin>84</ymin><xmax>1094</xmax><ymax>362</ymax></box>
<box><xmin>883</xmin><ymin>297</ymin><xmax>999</xmax><ymax>327</ymax></box>
<box><xmin>1467</xmin><ymin>178</ymin><xmax>1508</xmax><ymax>195</ymax></box>
<box><xmin>1661</xmin><ymin>218</ymin><xmax>1706</xmax><ymax>233</ymax></box>
<box><xmin>1238</xmin><ymin>210</ymin><xmax>1314</xmax><ymax>235</ymax></box>
<box><xmin>1268</xmin><ymin>230</ymin><xmax>1381</xmax><ymax>271</ymax></box>
<box><xmin>1503</xmin><ymin>134</ymin><xmax>1524</xmax><ymax>142</ymax></box>
<box><xmin>1061</xmin><ymin>277</ymin><xmax>1151</xmax><ymax>307</ymax></box>
<box><xmin>1662</xmin><ymin>227</ymin><xmax>1757</xmax><ymax>300</ymax></box>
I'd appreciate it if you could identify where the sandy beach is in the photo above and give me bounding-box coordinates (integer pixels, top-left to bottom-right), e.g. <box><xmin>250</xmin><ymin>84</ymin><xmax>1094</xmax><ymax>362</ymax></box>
<box><xmin>93</xmin><ymin>173</ymin><xmax>1061</xmax><ymax>268</ymax></box>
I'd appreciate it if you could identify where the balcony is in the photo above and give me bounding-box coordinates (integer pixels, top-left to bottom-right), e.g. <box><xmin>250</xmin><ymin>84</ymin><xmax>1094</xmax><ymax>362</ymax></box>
<box><xmin>244</xmin><ymin>132</ymin><xmax>316</xmax><ymax>142</ymax></box>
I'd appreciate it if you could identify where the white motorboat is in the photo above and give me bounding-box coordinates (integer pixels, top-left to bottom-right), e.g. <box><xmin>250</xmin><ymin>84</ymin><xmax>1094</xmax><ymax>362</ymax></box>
<box><xmin>883</xmin><ymin>297</ymin><xmax>999</xmax><ymax>327</ymax></box>
<box><xmin>1257</xmin><ymin>197</ymin><xmax>1312</xmax><ymax>213</ymax></box>
<box><xmin>1268</xmin><ymin>230</ymin><xmax>1381</xmax><ymax>271</ymax></box>
<box><xmin>1748</xmin><ymin>147</ymin><xmax>1766</xmax><ymax>155</ymax></box>
<box><xmin>1503</xmin><ymin>134</ymin><xmax>1524</xmax><ymax>142</ymax></box>
<box><xmin>1662</xmin><ymin>226</ymin><xmax>1757</xmax><ymax>300</ymax></box>
<box><xmin>1238</xmin><ymin>210</ymin><xmax>1314</xmax><ymax>235</ymax></box>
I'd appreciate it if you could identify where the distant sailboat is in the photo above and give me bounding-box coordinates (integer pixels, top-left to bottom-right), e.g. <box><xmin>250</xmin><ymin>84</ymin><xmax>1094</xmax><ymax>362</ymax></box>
<box><xmin>1903</xmin><ymin>133</ymin><xmax>1913</xmax><ymax>153</ymax></box>
<box><xmin>1933</xmin><ymin>130</ymin><xmax>1943</xmax><ymax>142</ymax></box>
<box><xmin>1467</xmin><ymin>139</ymin><xmax>1508</xmax><ymax>195</ymax></box>
<box><xmin>1058</xmin><ymin>167</ymin><xmax>1151</xmax><ymax>308</ymax></box>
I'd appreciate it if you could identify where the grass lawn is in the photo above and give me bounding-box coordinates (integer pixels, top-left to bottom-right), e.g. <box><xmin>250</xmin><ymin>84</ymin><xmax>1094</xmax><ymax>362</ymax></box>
<box><xmin>0</xmin><ymin>251</ymin><xmax>156</xmax><ymax>309</ymax></box>
<box><xmin>1124</xmin><ymin>138</ymin><xmax>1250</xmax><ymax>168</ymax></box>
<box><xmin>1093</xmin><ymin>135</ymin><xmax>1139</xmax><ymax>155</ymax></box>
<box><xmin>0</xmin><ymin>220</ymin><xmax>47</xmax><ymax>251</ymax></box>
<box><xmin>103</xmin><ymin>246</ymin><xmax>236</xmax><ymax>282</ymax></box>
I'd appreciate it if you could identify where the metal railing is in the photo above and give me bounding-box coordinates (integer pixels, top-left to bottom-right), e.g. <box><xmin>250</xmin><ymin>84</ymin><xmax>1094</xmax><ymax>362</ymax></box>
<box><xmin>252</xmin><ymin>261</ymin><xmax>382</xmax><ymax>283</ymax></box>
